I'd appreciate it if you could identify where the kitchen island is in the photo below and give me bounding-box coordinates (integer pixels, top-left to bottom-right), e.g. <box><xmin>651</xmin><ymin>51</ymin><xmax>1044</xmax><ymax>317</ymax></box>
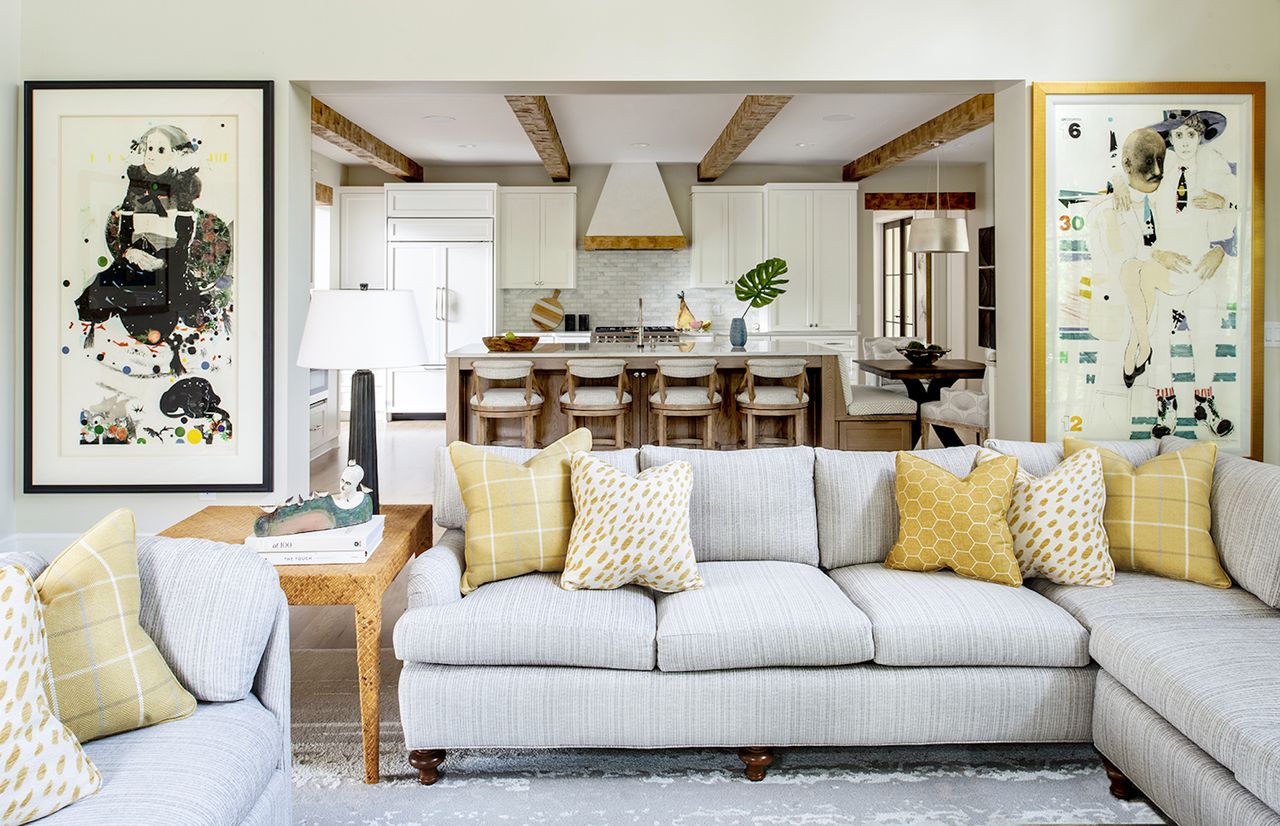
<box><xmin>445</xmin><ymin>340</ymin><xmax>843</xmax><ymax>449</ymax></box>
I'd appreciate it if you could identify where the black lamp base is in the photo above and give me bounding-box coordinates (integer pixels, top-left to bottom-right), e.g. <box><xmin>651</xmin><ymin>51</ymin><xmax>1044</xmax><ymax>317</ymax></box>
<box><xmin>348</xmin><ymin>368</ymin><xmax>380</xmax><ymax>513</ymax></box>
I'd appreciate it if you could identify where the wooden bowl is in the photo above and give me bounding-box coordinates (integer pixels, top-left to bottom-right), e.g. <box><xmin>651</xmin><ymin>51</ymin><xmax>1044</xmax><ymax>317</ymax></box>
<box><xmin>483</xmin><ymin>335</ymin><xmax>540</xmax><ymax>352</ymax></box>
<box><xmin>896</xmin><ymin>346</ymin><xmax>950</xmax><ymax>367</ymax></box>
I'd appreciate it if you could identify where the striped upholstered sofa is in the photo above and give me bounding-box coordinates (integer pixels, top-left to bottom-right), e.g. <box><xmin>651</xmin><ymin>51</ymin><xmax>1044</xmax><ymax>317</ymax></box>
<box><xmin>0</xmin><ymin>537</ymin><xmax>291</xmax><ymax>826</ymax></box>
<box><xmin>397</xmin><ymin>437</ymin><xmax>1280</xmax><ymax>826</ymax></box>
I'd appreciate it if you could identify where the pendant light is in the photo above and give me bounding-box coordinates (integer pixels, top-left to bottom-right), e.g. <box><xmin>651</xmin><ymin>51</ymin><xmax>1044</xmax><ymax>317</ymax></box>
<box><xmin>906</xmin><ymin>141</ymin><xmax>969</xmax><ymax>254</ymax></box>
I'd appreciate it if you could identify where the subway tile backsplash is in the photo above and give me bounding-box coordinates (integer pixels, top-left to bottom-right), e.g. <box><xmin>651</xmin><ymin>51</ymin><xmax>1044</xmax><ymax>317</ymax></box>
<box><xmin>499</xmin><ymin>250</ymin><xmax>763</xmax><ymax>333</ymax></box>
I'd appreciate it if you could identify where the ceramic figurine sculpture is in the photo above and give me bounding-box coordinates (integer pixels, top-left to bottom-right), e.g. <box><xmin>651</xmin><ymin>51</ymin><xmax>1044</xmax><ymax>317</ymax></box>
<box><xmin>253</xmin><ymin>461</ymin><xmax>375</xmax><ymax>537</ymax></box>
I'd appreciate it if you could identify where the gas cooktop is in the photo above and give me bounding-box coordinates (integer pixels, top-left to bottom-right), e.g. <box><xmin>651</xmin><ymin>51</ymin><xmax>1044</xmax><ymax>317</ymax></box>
<box><xmin>590</xmin><ymin>325</ymin><xmax>681</xmax><ymax>344</ymax></box>
<box><xmin>593</xmin><ymin>326</ymin><xmax>676</xmax><ymax>333</ymax></box>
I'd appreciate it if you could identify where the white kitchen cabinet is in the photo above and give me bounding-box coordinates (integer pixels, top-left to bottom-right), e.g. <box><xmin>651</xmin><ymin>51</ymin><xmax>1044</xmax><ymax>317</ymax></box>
<box><xmin>690</xmin><ymin>187</ymin><xmax>763</xmax><ymax>288</ymax></box>
<box><xmin>498</xmin><ymin>187</ymin><xmax>577</xmax><ymax>289</ymax></box>
<box><xmin>337</xmin><ymin>187</ymin><xmax>386</xmax><ymax>290</ymax></box>
<box><xmin>385</xmin><ymin>183</ymin><xmax>497</xmax><ymax>218</ymax></box>
<box><xmin>387</xmin><ymin>367</ymin><xmax>446</xmax><ymax>416</ymax></box>
<box><xmin>763</xmin><ymin>184</ymin><xmax>858</xmax><ymax>332</ymax></box>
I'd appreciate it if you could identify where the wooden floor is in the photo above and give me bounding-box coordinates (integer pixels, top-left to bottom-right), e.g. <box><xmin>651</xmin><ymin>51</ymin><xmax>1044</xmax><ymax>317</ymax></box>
<box><xmin>292</xmin><ymin>420</ymin><xmax>444</xmax><ymax>649</ymax></box>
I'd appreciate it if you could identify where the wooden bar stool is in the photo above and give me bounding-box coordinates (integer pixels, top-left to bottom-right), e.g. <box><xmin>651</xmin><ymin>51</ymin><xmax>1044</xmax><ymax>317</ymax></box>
<box><xmin>469</xmin><ymin>359</ymin><xmax>543</xmax><ymax>447</ymax></box>
<box><xmin>736</xmin><ymin>358</ymin><xmax>809</xmax><ymax>448</ymax></box>
<box><xmin>649</xmin><ymin>358</ymin><xmax>721</xmax><ymax>449</ymax></box>
<box><xmin>560</xmin><ymin>359</ymin><xmax>631</xmax><ymax>449</ymax></box>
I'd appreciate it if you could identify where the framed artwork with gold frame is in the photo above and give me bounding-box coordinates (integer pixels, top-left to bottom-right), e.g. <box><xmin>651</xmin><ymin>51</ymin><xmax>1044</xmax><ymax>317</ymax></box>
<box><xmin>1032</xmin><ymin>82</ymin><xmax>1264</xmax><ymax>458</ymax></box>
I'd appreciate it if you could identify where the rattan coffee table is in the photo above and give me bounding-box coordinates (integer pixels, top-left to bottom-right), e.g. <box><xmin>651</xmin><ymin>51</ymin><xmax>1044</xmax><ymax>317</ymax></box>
<box><xmin>161</xmin><ymin>503</ymin><xmax>433</xmax><ymax>783</ymax></box>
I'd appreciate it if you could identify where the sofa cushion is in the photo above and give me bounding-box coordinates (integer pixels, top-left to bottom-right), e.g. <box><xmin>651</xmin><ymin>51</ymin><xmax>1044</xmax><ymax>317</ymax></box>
<box><xmin>983</xmin><ymin>437</ymin><xmax>1157</xmax><ymax>477</ymax></box>
<box><xmin>1162</xmin><ymin>435</ymin><xmax>1280</xmax><ymax>608</ymax></box>
<box><xmin>394</xmin><ymin>572</ymin><xmax>656</xmax><ymax>670</ymax></box>
<box><xmin>829</xmin><ymin>564</ymin><xmax>1089</xmax><ymax>667</ymax></box>
<box><xmin>1090</xmin><ymin>616</ymin><xmax>1280</xmax><ymax>813</ymax></box>
<box><xmin>654</xmin><ymin>561</ymin><xmax>873</xmax><ymax>671</ymax></box>
<box><xmin>43</xmin><ymin>698</ymin><xmax>279</xmax><ymax>826</ymax></box>
<box><xmin>434</xmin><ymin>445</ymin><xmax>640</xmax><ymax>530</ymax></box>
<box><xmin>639</xmin><ymin>446</ymin><xmax>818</xmax><ymax>565</ymax></box>
<box><xmin>814</xmin><ymin>445</ymin><xmax>979</xmax><ymax>569</ymax></box>
<box><xmin>1029</xmin><ymin>572</ymin><xmax>1276</xmax><ymax>631</ymax></box>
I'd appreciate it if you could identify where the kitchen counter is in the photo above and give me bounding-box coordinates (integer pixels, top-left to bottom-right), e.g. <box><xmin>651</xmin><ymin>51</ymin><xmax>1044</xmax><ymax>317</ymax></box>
<box><xmin>445</xmin><ymin>340</ymin><xmax>840</xmax><ymax>358</ymax></box>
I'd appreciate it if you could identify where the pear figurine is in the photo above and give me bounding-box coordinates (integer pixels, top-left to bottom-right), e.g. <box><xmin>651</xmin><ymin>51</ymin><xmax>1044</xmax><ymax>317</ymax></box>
<box><xmin>675</xmin><ymin>291</ymin><xmax>697</xmax><ymax>331</ymax></box>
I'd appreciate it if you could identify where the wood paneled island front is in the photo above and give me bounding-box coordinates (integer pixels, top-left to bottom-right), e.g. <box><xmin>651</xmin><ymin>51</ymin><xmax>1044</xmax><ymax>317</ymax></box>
<box><xmin>446</xmin><ymin>340</ymin><xmax>843</xmax><ymax>449</ymax></box>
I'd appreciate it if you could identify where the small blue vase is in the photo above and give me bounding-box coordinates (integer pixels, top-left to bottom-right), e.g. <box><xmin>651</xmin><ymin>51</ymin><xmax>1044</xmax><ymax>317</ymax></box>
<box><xmin>729</xmin><ymin>317</ymin><xmax>748</xmax><ymax>348</ymax></box>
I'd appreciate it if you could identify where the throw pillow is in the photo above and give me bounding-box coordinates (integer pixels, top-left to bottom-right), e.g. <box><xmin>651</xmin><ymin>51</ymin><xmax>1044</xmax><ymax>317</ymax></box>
<box><xmin>560</xmin><ymin>452</ymin><xmax>702</xmax><ymax>592</ymax></box>
<box><xmin>36</xmin><ymin>509</ymin><xmax>196</xmax><ymax>744</ymax></box>
<box><xmin>0</xmin><ymin>566</ymin><xmax>101</xmax><ymax>824</ymax></box>
<box><xmin>884</xmin><ymin>451</ymin><xmax>1022</xmax><ymax>586</ymax></box>
<box><xmin>1065</xmin><ymin>438</ymin><xmax>1229</xmax><ymax>587</ymax></box>
<box><xmin>450</xmin><ymin>428</ymin><xmax>594</xmax><ymax>594</ymax></box>
<box><xmin>975</xmin><ymin>446</ymin><xmax>1114</xmax><ymax>586</ymax></box>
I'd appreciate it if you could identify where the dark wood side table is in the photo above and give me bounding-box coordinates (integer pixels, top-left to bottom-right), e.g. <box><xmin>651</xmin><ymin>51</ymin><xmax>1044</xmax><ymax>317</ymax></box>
<box><xmin>854</xmin><ymin>358</ymin><xmax>988</xmax><ymax>447</ymax></box>
<box><xmin>161</xmin><ymin>503</ymin><xmax>433</xmax><ymax>784</ymax></box>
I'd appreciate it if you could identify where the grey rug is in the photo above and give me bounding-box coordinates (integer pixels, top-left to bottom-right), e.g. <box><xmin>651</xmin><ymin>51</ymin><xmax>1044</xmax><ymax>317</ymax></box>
<box><xmin>291</xmin><ymin>649</ymin><xmax>1166</xmax><ymax>825</ymax></box>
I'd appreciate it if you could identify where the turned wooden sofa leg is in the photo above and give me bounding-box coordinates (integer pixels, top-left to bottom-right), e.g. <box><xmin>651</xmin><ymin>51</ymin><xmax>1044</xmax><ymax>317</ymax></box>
<box><xmin>738</xmin><ymin>746</ymin><xmax>775</xmax><ymax>781</ymax></box>
<box><xmin>409</xmin><ymin>749</ymin><xmax>446</xmax><ymax>786</ymax></box>
<box><xmin>1100</xmin><ymin>753</ymin><xmax>1136</xmax><ymax>800</ymax></box>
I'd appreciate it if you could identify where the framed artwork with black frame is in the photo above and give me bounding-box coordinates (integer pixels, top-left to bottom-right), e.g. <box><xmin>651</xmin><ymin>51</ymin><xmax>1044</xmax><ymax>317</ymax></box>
<box><xmin>1032</xmin><ymin>82</ymin><xmax>1264</xmax><ymax>459</ymax></box>
<box><xmin>24</xmin><ymin>80</ymin><xmax>274</xmax><ymax>492</ymax></box>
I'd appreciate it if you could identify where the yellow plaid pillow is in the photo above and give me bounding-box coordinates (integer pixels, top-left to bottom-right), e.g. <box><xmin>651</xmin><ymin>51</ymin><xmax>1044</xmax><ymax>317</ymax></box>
<box><xmin>1065</xmin><ymin>438</ymin><xmax>1229</xmax><ymax>587</ymax></box>
<box><xmin>885</xmin><ymin>451</ymin><xmax>1022</xmax><ymax>586</ymax></box>
<box><xmin>451</xmin><ymin>428</ymin><xmax>594</xmax><ymax>594</ymax></box>
<box><xmin>36</xmin><ymin>509</ymin><xmax>196</xmax><ymax>744</ymax></box>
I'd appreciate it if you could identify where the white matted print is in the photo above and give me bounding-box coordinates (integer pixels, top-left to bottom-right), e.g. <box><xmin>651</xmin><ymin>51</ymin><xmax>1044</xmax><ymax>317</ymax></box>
<box><xmin>25</xmin><ymin>82</ymin><xmax>273</xmax><ymax>491</ymax></box>
<box><xmin>1033</xmin><ymin>84</ymin><xmax>1264</xmax><ymax>458</ymax></box>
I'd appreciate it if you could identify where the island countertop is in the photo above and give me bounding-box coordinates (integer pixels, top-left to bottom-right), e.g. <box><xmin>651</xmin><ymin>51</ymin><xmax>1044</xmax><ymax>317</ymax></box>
<box><xmin>446</xmin><ymin>340</ymin><xmax>840</xmax><ymax>358</ymax></box>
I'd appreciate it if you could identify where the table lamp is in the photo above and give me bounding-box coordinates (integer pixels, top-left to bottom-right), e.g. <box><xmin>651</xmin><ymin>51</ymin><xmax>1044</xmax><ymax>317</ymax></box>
<box><xmin>297</xmin><ymin>285</ymin><xmax>429</xmax><ymax>512</ymax></box>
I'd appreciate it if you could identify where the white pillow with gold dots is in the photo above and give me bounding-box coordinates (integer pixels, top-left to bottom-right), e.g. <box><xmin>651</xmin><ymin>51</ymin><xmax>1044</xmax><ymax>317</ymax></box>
<box><xmin>560</xmin><ymin>452</ymin><xmax>703</xmax><ymax>592</ymax></box>
<box><xmin>974</xmin><ymin>446</ymin><xmax>1114</xmax><ymax>587</ymax></box>
<box><xmin>0</xmin><ymin>565</ymin><xmax>101</xmax><ymax>824</ymax></box>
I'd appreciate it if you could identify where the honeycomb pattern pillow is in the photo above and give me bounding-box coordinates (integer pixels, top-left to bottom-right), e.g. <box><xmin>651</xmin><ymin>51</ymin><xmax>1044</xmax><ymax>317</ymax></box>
<box><xmin>0</xmin><ymin>566</ymin><xmax>101</xmax><ymax>824</ymax></box>
<box><xmin>975</xmin><ymin>446</ymin><xmax>1114</xmax><ymax>586</ymax></box>
<box><xmin>884</xmin><ymin>451</ymin><xmax>1022</xmax><ymax>586</ymax></box>
<box><xmin>560</xmin><ymin>452</ymin><xmax>703</xmax><ymax>592</ymax></box>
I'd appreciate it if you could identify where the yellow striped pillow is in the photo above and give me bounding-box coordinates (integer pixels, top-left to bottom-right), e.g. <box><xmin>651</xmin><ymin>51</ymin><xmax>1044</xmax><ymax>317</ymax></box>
<box><xmin>1064</xmin><ymin>438</ymin><xmax>1229</xmax><ymax>587</ymax></box>
<box><xmin>450</xmin><ymin>428</ymin><xmax>593</xmax><ymax>594</ymax></box>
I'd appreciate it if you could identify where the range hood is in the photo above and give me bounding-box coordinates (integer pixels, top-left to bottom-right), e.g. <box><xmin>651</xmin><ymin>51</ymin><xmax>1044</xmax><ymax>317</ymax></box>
<box><xmin>583</xmin><ymin>162</ymin><xmax>687</xmax><ymax>250</ymax></box>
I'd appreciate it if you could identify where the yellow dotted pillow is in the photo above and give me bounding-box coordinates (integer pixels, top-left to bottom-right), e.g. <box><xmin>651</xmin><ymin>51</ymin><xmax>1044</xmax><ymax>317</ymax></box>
<box><xmin>560</xmin><ymin>452</ymin><xmax>703</xmax><ymax>592</ymax></box>
<box><xmin>975</xmin><ymin>446</ymin><xmax>1114</xmax><ymax>586</ymax></box>
<box><xmin>0</xmin><ymin>566</ymin><xmax>101</xmax><ymax>824</ymax></box>
<box><xmin>884</xmin><ymin>451</ymin><xmax>1022</xmax><ymax>586</ymax></box>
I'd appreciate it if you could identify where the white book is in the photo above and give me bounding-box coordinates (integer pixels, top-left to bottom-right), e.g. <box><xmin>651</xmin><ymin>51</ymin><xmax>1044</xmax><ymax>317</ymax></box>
<box><xmin>259</xmin><ymin>548</ymin><xmax>373</xmax><ymax>566</ymax></box>
<box><xmin>246</xmin><ymin>515</ymin><xmax>385</xmax><ymax>553</ymax></box>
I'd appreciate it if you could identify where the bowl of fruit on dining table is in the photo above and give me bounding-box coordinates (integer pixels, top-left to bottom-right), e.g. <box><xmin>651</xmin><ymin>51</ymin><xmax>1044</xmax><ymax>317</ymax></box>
<box><xmin>482</xmin><ymin>331</ymin><xmax>540</xmax><ymax>352</ymax></box>
<box><xmin>896</xmin><ymin>341</ymin><xmax>950</xmax><ymax>367</ymax></box>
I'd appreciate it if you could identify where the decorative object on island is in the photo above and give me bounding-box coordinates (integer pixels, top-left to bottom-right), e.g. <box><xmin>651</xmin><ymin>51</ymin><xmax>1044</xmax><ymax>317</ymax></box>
<box><xmin>482</xmin><ymin>333</ymin><xmax>540</xmax><ymax>352</ymax></box>
<box><xmin>673</xmin><ymin>292</ymin><xmax>711</xmax><ymax>332</ymax></box>
<box><xmin>896</xmin><ymin>341</ymin><xmax>951</xmax><ymax>367</ymax></box>
<box><xmin>1032</xmin><ymin>82</ymin><xmax>1264</xmax><ymax>458</ymax></box>
<box><xmin>732</xmin><ymin>258</ymin><xmax>789</xmax><ymax>347</ymax></box>
<box><xmin>530</xmin><ymin>288</ymin><xmax>564</xmax><ymax>331</ymax></box>
<box><xmin>297</xmin><ymin>285</ymin><xmax>430</xmax><ymax>512</ymax></box>
<box><xmin>23</xmin><ymin>80</ymin><xmax>274</xmax><ymax>492</ymax></box>
<box><xmin>253</xmin><ymin>460</ymin><xmax>374</xmax><ymax>537</ymax></box>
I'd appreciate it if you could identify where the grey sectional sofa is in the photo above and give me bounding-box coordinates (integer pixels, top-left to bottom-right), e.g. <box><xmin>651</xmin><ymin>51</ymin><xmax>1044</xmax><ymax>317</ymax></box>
<box><xmin>0</xmin><ymin>537</ymin><xmax>291</xmax><ymax>826</ymax></box>
<box><xmin>397</xmin><ymin>437</ymin><xmax>1280</xmax><ymax>826</ymax></box>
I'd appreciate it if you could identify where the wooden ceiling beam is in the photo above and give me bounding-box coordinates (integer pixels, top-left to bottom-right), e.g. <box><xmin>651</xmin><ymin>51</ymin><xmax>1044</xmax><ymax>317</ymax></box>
<box><xmin>697</xmin><ymin>95</ymin><xmax>792</xmax><ymax>182</ymax></box>
<box><xmin>842</xmin><ymin>94</ymin><xmax>994</xmax><ymax>182</ymax></box>
<box><xmin>863</xmin><ymin>191</ymin><xmax>976</xmax><ymax>211</ymax></box>
<box><xmin>310</xmin><ymin>98</ymin><xmax>423</xmax><ymax>182</ymax></box>
<box><xmin>505</xmin><ymin>95</ymin><xmax>571</xmax><ymax>182</ymax></box>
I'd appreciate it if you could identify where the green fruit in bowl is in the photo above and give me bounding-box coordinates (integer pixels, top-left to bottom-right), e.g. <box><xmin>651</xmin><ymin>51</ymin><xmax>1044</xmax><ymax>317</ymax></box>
<box><xmin>905</xmin><ymin>340</ymin><xmax>924</xmax><ymax>350</ymax></box>
<box><xmin>926</xmin><ymin>344</ymin><xmax>945</xmax><ymax>352</ymax></box>
<box><xmin>504</xmin><ymin>331</ymin><xmax>517</xmax><ymax>341</ymax></box>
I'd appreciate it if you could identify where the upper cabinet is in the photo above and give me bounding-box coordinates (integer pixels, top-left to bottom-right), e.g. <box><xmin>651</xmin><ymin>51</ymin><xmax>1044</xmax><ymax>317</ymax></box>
<box><xmin>337</xmin><ymin>186</ymin><xmax>386</xmax><ymax>290</ymax></box>
<box><xmin>764</xmin><ymin>184</ymin><xmax>858</xmax><ymax>332</ymax></box>
<box><xmin>385</xmin><ymin>183</ymin><xmax>497</xmax><ymax>218</ymax></box>
<box><xmin>690</xmin><ymin>187</ymin><xmax>763</xmax><ymax>289</ymax></box>
<box><xmin>498</xmin><ymin>187</ymin><xmax>577</xmax><ymax>289</ymax></box>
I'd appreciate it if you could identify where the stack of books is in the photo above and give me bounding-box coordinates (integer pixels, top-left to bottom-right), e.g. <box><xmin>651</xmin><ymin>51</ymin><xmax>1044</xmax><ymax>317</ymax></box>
<box><xmin>245</xmin><ymin>515</ymin><xmax>385</xmax><ymax>565</ymax></box>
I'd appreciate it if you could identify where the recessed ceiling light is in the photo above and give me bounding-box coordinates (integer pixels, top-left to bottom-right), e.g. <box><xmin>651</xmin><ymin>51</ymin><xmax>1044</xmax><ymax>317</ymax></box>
<box><xmin>456</xmin><ymin>143</ymin><xmax>477</xmax><ymax>149</ymax></box>
<box><xmin>794</xmin><ymin>142</ymin><xmax>813</xmax><ymax>148</ymax></box>
<box><xmin>822</xmin><ymin>113</ymin><xmax>856</xmax><ymax>122</ymax></box>
<box><xmin>630</xmin><ymin>142</ymin><xmax>650</xmax><ymax>148</ymax></box>
<box><xmin>421</xmin><ymin>114</ymin><xmax>456</xmax><ymax>122</ymax></box>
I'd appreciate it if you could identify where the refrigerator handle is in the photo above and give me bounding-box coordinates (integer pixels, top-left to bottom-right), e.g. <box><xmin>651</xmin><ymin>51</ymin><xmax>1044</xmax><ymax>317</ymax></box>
<box><xmin>441</xmin><ymin>286</ymin><xmax>448</xmax><ymax>323</ymax></box>
<box><xmin>435</xmin><ymin>287</ymin><xmax>444</xmax><ymax>322</ymax></box>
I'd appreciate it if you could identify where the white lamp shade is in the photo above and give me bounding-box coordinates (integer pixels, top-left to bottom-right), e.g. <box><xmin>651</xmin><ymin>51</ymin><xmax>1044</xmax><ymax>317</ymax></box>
<box><xmin>907</xmin><ymin>217</ymin><xmax>970</xmax><ymax>254</ymax></box>
<box><xmin>297</xmin><ymin>289</ymin><xmax>430</xmax><ymax>370</ymax></box>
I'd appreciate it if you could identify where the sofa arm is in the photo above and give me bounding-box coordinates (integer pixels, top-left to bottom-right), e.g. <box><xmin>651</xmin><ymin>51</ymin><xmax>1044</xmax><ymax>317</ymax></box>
<box><xmin>252</xmin><ymin>590</ymin><xmax>293</xmax><ymax>778</ymax></box>
<box><xmin>406</xmin><ymin>529</ymin><xmax>466</xmax><ymax>609</ymax></box>
<box><xmin>136</xmin><ymin>535</ymin><xmax>285</xmax><ymax>703</ymax></box>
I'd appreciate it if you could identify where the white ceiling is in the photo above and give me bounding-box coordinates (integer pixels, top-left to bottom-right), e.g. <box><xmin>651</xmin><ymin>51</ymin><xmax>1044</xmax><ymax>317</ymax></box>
<box><xmin>310</xmin><ymin>89</ymin><xmax>994</xmax><ymax>171</ymax></box>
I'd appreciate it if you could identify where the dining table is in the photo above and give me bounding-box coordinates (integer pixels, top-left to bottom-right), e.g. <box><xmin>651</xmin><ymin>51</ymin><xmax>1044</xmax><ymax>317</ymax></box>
<box><xmin>854</xmin><ymin>358</ymin><xmax>988</xmax><ymax>448</ymax></box>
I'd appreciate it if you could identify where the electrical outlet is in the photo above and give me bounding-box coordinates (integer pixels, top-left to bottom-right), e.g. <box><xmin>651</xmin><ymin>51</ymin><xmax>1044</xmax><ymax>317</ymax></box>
<box><xmin>1266</xmin><ymin>321</ymin><xmax>1280</xmax><ymax>348</ymax></box>
<box><xmin>198</xmin><ymin>492</ymin><xmax>218</xmax><ymax>501</ymax></box>
<box><xmin>712</xmin><ymin>303</ymin><xmax>723</xmax><ymax>316</ymax></box>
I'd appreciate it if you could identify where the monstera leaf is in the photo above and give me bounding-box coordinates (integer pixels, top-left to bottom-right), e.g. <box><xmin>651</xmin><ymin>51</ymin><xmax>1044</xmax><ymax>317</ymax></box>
<box><xmin>734</xmin><ymin>258</ymin><xmax>789</xmax><ymax>315</ymax></box>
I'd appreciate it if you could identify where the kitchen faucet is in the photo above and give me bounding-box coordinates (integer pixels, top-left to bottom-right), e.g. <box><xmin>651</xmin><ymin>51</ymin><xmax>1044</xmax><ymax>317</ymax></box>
<box><xmin>636</xmin><ymin>298</ymin><xmax>644</xmax><ymax>349</ymax></box>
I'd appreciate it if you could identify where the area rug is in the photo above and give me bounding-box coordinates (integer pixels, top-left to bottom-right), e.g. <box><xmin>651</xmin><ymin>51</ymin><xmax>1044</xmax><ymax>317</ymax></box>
<box><xmin>292</xmin><ymin>649</ymin><xmax>1167</xmax><ymax>826</ymax></box>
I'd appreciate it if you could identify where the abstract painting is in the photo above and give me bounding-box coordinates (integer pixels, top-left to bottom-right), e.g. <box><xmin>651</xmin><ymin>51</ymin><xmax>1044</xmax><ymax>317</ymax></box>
<box><xmin>24</xmin><ymin>82</ymin><xmax>273</xmax><ymax>491</ymax></box>
<box><xmin>1032</xmin><ymin>83</ymin><xmax>1264</xmax><ymax>458</ymax></box>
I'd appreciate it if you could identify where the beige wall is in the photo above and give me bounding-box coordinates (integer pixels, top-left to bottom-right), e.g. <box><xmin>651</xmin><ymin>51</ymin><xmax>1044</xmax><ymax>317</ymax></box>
<box><xmin>0</xmin><ymin>0</ymin><xmax>18</xmax><ymax>537</ymax></box>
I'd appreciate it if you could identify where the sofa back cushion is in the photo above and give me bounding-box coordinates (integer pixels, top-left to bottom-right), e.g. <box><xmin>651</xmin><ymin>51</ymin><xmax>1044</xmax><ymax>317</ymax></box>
<box><xmin>434</xmin><ymin>445</ymin><xmax>640</xmax><ymax>529</ymax></box>
<box><xmin>815</xmin><ymin>445</ymin><xmax>979</xmax><ymax>568</ymax></box>
<box><xmin>982</xmin><ymin>438</ymin><xmax>1157</xmax><ymax>477</ymax></box>
<box><xmin>639</xmin><ymin>446</ymin><xmax>818</xmax><ymax>565</ymax></box>
<box><xmin>1161</xmin><ymin>436</ymin><xmax>1280</xmax><ymax>607</ymax></box>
